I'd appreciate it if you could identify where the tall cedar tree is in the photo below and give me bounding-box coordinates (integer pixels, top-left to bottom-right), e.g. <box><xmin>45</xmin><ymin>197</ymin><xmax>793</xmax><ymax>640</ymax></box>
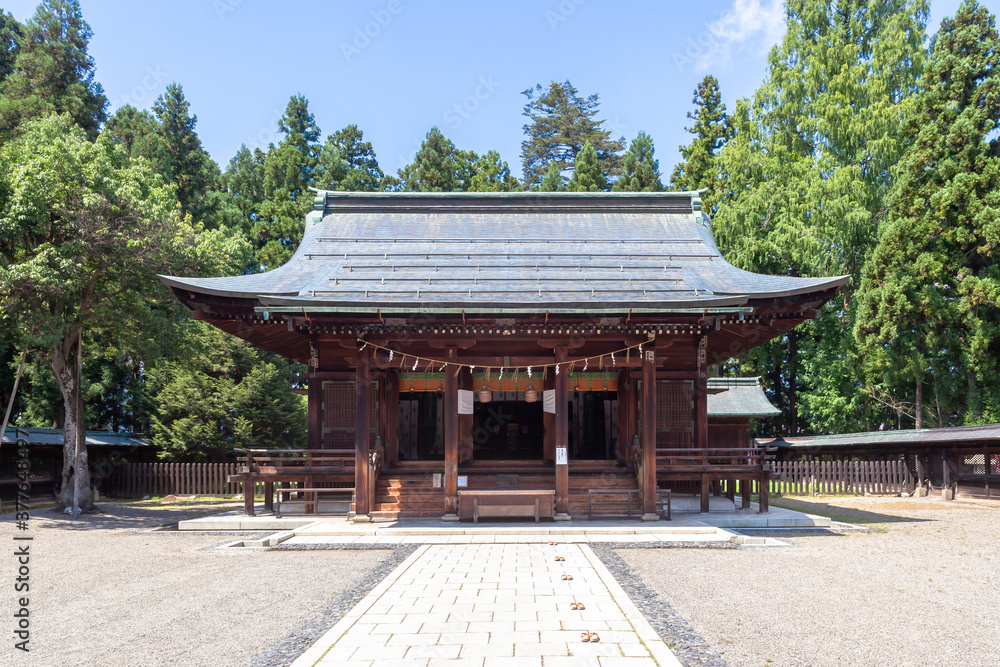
<box><xmin>0</xmin><ymin>10</ymin><xmax>22</xmax><ymax>85</ymax></box>
<box><xmin>314</xmin><ymin>124</ymin><xmax>384</xmax><ymax>192</ymax></box>
<box><xmin>613</xmin><ymin>131</ymin><xmax>663</xmax><ymax>192</ymax></box>
<box><xmin>222</xmin><ymin>144</ymin><xmax>267</xmax><ymax>247</ymax></box>
<box><xmin>520</xmin><ymin>81</ymin><xmax>625</xmax><ymax>188</ymax></box>
<box><xmin>670</xmin><ymin>75</ymin><xmax>732</xmax><ymax>210</ymax></box>
<box><xmin>147</xmin><ymin>83</ymin><xmax>220</xmax><ymax>221</ymax></box>
<box><xmin>255</xmin><ymin>95</ymin><xmax>321</xmax><ymax>270</ymax></box>
<box><xmin>0</xmin><ymin>0</ymin><xmax>106</xmax><ymax>141</ymax></box>
<box><xmin>855</xmin><ymin>0</ymin><xmax>1000</xmax><ymax>427</ymax></box>
<box><xmin>0</xmin><ymin>115</ymin><xmax>246</xmax><ymax>508</ymax></box>
<box><xmin>713</xmin><ymin>0</ymin><xmax>928</xmax><ymax>435</ymax></box>
<box><xmin>566</xmin><ymin>141</ymin><xmax>607</xmax><ymax>192</ymax></box>
<box><xmin>397</xmin><ymin>127</ymin><xmax>476</xmax><ymax>192</ymax></box>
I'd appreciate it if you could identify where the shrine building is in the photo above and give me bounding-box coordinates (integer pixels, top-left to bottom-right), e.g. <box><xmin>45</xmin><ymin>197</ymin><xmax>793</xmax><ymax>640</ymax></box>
<box><xmin>161</xmin><ymin>191</ymin><xmax>847</xmax><ymax>521</ymax></box>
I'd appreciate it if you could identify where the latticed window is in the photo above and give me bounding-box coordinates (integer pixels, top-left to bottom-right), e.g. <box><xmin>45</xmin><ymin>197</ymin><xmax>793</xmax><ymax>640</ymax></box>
<box><xmin>959</xmin><ymin>453</ymin><xmax>986</xmax><ymax>476</ymax></box>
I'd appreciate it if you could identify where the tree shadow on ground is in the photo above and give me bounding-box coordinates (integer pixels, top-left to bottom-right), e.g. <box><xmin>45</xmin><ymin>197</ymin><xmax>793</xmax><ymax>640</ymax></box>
<box><xmin>769</xmin><ymin>496</ymin><xmax>936</xmax><ymax>525</ymax></box>
<box><xmin>3</xmin><ymin>501</ymin><xmax>245</xmax><ymax>532</ymax></box>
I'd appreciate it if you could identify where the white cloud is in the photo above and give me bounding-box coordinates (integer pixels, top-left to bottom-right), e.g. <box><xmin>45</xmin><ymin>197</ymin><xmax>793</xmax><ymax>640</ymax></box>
<box><xmin>695</xmin><ymin>0</ymin><xmax>785</xmax><ymax>70</ymax></box>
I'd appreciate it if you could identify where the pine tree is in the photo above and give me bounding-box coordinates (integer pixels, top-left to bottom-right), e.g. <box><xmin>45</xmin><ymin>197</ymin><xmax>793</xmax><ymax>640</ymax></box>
<box><xmin>397</xmin><ymin>127</ymin><xmax>475</xmax><ymax>192</ymax></box>
<box><xmin>855</xmin><ymin>0</ymin><xmax>1000</xmax><ymax>426</ymax></box>
<box><xmin>670</xmin><ymin>76</ymin><xmax>731</xmax><ymax>209</ymax></box>
<box><xmin>469</xmin><ymin>150</ymin><xmax>521</xmax><ymax>192</ymax></box>
<box><xmin>0</xmin><ymin>0</ymin><xmax>106</xmax><ymax>140</ymax></box>
<box><xmin>314</xmin><ymin>124</ymin><xmax>384</xmax><ymax>192</ymax></box>
<box><xmin>255</xmin><ymin>95</ymin><xmax>321</xmax><ymax>270</ymax></box>
<box><xmin>566</xmin><ymin>142</ymin><xmax>607</xmax><ymax>192</ymax></box>
<box><xmin>520</xmin><ymin>80</ymin><xmax>625</xmax><ymax>188</ymax></box>
<box><xmin>613</xmin><ymin>131</ymin><xmax>662</xmax><ymax>192</ymax></box>
<box><xmin>538</xmin><ymin>162</ymin><xmax>566</xmax><ymax>192</ymax></box>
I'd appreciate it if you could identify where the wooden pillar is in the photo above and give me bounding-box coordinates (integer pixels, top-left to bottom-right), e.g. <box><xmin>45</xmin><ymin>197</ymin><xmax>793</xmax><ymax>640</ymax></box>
<box><xmin>264</xmin><ymin>481</ymin><xmax>274</xmax><ymax>513</ymax></box>
<box><xmin>758</xmin><ymin>470</ymin><xmax>769</xmax><ymax>512</ymax></box>
<box><xmin>741</xmin><ymin>478</ymin><xmax>752</xmax><ymax>509</ymax></box>
<box><xmin>695</xmin><ymin>336</ymin><xmax>709</xmax><ymax>513</ymax></box>
<box><xmin>617</xmin><ymin>369</ymin><xmax>632</xmax><ymax>463</ymax></box>
<box><xmin>641</xmin><ymin>346</ymin><xmax>658</xmax><ymax>520</ymax></box>
<box><xmin>443</xmin><ymin>346</ymin><xmax>459</xmax><ymax>520</ymax></box>
<box><xmin>307</xmin><ymin>378</ymin><xmax>322</xmax><ymax>450</ymax></box>
<box><xmin>554</xmin><ymin>346</ymin><xmax>570</xmax><ymax>520</ymax></box>
<box><xmin>353</xmin><ymin>345</ymin><xmax>371</xmax><ymax>522</ymax></box>
<box><xmin>386</xmin><ymin>369</ymin><xmax>400</xmax><ymax>464</ymax></box>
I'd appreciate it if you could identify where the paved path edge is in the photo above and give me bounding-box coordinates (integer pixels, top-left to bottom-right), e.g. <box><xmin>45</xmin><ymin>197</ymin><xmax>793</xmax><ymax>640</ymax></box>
<box><xmin>289</xmin><ymin>545</ymin><xmax>430</xmax><ymax>666</ymax></box>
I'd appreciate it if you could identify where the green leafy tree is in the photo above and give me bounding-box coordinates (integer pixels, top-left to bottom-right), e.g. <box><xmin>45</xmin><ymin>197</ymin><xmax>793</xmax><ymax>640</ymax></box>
<box><xmin>255</xmin><ymin>94</ymin><xmax>321</xmax><ymax>270</ymax></box>
<box><xmin>397</xmin><ymin>126</ymin><xmax>476</xmax><ymax>192</ymax></box>
<box><xmin>314</xmin><ymin>124</ymin><xmax>384</xmax><ymax>192</ymax></box>
<box><xmin>148</xmin><ymin>322</ymin><xmax>306</xmax><ymax>461</ymax></box>
<box><xmin>0</xmin><ymin>0</ymin><xmax>106</xmax><ymax>141</ymax></box>
<box><xmin>567</xmin><ymin>141</ymin><xmax>607</xmax><ymax>192</ymax></box>
<box><xmin>855</xmin><ymin>0</ymin><xmax>1000</xmax><ymax>427</ymax></box>
<box><xmin>613</xmin><ymin>131</ymin><xmax>663</xmax><ymax>192</ymax></box>
<box><xmin>520</xmin><ymin>80</ymin><xmax>625</xmax><ymax>188</ymax></box>
<box><xmin>713</xmin><ymin>0</ymin><xmax>929</xmax><ymax>434</ymax></box>
<box><xmin>469</xmin><ymin>150</ymin><xmax>521</xmax><ymax>192</ymax></box>
<box><xmin>670</xmin><ymin>76</ymin><xmax>731</xmax><ymax>209</ymax></box>
<box><xmin>0</xmin><ymin>114</ymin><xmax>247</xmax><ymax>509</ymax></box>
<box><xmin>538</xmin><ymin>162</ymin><xmax>566</xmax><ymax>192</ymax></box>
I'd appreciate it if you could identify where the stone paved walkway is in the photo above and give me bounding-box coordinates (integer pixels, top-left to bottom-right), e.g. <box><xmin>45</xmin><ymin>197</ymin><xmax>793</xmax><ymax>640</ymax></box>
<box><xmin>292</xmin><ymin>543</ymin><xmax>682</xmax><ymax>666</ymax></box>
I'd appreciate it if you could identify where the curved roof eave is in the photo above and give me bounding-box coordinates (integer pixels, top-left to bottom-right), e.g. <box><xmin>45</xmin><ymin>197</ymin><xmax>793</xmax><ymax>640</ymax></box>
<box><xmin>714</xmin><ymin>274</ymin><xmax>851</xmax><ymax>300</ymax></box>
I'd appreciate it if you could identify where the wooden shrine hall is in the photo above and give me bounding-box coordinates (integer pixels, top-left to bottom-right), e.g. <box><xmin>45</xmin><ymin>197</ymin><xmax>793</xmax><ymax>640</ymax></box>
<box><xmin>161</xmin><ymin>191</ymin><xmax>847</xmax><ymax>521</ymax></box>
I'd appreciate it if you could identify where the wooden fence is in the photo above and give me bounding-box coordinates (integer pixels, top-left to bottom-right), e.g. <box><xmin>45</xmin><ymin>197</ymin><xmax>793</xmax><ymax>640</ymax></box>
<box><xmin>719</xmin><ymin>460</ymin><xmax>913</xmax><ymax>497</ymax></box>
<box><xmin>107</xmin><ymin>459</ymin><xmax>914</xmax><ymax>499</ymax></box>
<box><xmin>106</xmin><ymin>462</ymin><xmax>257</xmax><ymax>498</ymax></box>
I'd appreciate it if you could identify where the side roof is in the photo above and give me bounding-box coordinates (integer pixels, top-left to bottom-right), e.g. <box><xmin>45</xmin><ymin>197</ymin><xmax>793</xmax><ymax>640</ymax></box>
<box><xmin>707</xmin><ymin>377</ymin><xmax>781</xmax><ymax>418</ymax></box>
<box><xmin>1</xmin><ymin>427</ymin><xmax>152</xmax><ymax>447</ymax></box>
<box><xmin>161</xmin><ymin>191</ymin><xmax>849</xmax><ymax>313</ymax></box>
<box><xmin>761</xmin><ymin>423</ymin><xmax>1000</xmax><ymax>449</ymax></box>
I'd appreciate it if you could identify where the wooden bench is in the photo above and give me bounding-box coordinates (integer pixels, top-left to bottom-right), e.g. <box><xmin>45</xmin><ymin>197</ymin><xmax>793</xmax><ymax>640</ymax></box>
<box><xmin>458</xmin><ymin>490</ymin><xmax>555</xmax><ymax>523</ymax></box>
<box><xmin>275</xmin><ymin>487</ymin><xmax>354</xmax><ymax>518</ymax></box>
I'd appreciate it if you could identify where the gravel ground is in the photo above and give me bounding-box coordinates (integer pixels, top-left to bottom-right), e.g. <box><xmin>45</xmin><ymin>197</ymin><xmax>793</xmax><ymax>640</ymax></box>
<box><xmin>1</xmin><ymin>501</ymin><xmax>386</xmax><ymax>667</ymax></box>
<box><xmin>618</xmin><ymin>496</ymin><xmax>1000</xmax><ymax>667</ymax></box>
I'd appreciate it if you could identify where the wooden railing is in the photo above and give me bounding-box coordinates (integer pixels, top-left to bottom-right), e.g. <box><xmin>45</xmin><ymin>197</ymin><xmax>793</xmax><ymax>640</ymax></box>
<box><xmin>655</xmin><ymin>447</ymin><xmax>775</xmax><ymax>471</ymax></box>
<box><xmin>236</xmin><ymin>448</ymin><xmax>355</xmax><ymax>475</ymax></box>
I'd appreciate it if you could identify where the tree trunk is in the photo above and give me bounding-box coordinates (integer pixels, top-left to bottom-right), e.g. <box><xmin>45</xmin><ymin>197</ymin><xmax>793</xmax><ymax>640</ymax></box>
<box><xmin>50</xmin><ymin>331</ymin><xmax>92</xmax><ymax>511</ymax></box>
<box><xmin>934</xmin><ymin>375</ymin><xmax>945</xmax><ymax>428</ymax></box>
<box><xmin>915</xmin><ymin>378</ymin><xmax>923</xmax><ymax>430</ymax></box>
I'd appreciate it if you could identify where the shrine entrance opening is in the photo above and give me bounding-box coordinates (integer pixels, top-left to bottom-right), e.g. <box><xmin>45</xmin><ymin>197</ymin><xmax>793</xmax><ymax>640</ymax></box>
<box><xmin>398</xmin><ymin>391</ymin><xmax>443</xmax><ymax>461</ymax></box>
<box><xmin>472</xmin><ymin>398</ymin><xmax>544</xmax><ymax>460</ymax></box>
<box><xmin>569</xmin><ymin>391</ymin><xmax>618</xmax><ymax>460</ymax></box>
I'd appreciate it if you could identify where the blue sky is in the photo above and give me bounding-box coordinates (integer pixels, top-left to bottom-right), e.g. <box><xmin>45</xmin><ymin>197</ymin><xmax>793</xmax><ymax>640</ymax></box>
<box><xmin>4</xmin><ymin>0</ymin><xmax>970</xmax><ymax>179</ymax></box>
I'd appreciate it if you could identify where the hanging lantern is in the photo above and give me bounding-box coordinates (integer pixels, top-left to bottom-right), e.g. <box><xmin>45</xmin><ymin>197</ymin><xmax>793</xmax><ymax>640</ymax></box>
<box><xmin>479</xmin><ymin>369</ymin><xmax>493</xmax><ymax>403</ymax></box>
<box><xmin>525</xmin><ymin>383</ymin><xmax>538</xmax><ymax>403</ymax></box>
